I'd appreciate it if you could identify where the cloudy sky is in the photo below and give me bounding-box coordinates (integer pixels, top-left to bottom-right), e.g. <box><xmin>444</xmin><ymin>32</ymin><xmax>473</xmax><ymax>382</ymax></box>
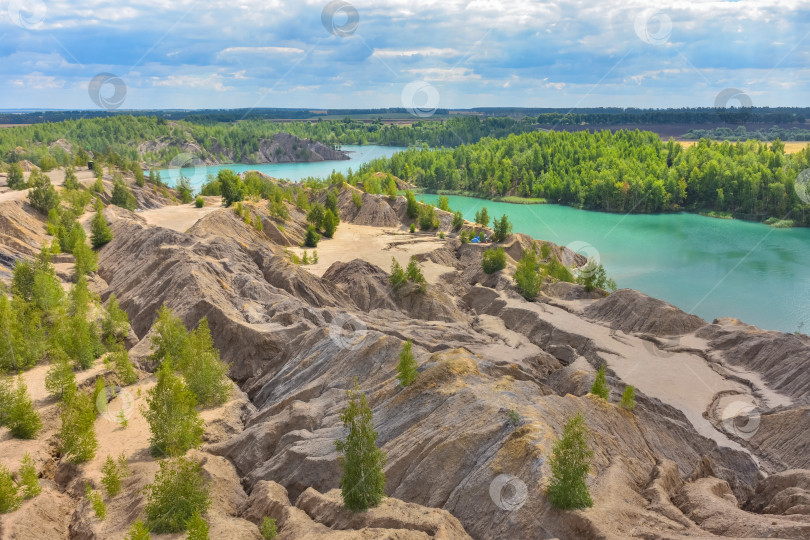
<box><xmin>0</xmin><ymin>0</ymin><xmax>807</xmax><ymax>110</ymax></box>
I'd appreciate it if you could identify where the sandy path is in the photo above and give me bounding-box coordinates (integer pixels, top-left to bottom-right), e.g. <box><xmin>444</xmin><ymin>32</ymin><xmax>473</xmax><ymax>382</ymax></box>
<box><xmin>0</xmin><ymin>168</ymin><xmax>97</xmax><ymax>203</ymax></box>
<box><xmin>288</xmin><ymin>222</ymin><xmax>456</xmax><ymax>283</ymax></box>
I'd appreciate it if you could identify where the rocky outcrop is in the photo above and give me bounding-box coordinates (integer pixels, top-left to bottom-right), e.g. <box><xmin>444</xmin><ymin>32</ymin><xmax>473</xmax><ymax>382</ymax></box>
<box><xmin>584</xmin><ymin>288</ymin><xmax>706</xmax><ymax>335</ymax></box>
<box><xmin>0</xmin><ymin>200</ymin><xmax>48</xmax><ymax>274</ymax></box>
<box><xmin>254</xmin><ymin>133</ymin><xmax>348</xmax><ymax>164</ymax></box>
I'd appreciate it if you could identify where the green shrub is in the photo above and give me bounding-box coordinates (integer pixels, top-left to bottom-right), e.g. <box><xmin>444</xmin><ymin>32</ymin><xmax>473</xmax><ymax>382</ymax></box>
<box><xmin>418</xmin><ymin>204</ymin><xmax>439</xmax><ymax>230</ymax></box>
<box><xmin>59</xmin><ymin>390</ymin><xmax>98</xmax><ymax>463</ymax></box>
<box><xmin>509</xmin><ymin>409</ymin><xmax>520</xmax><ymax>426</ymax></box>
<box><xmin>90</xmin><ymin>204</ymin><xmax>113</xmax><ymax>248</ymax></box>
<box><xmin>295</xmin><ymin>190</ymin><xmax>310</xmax><ymax>210</ymax></box>
<box><xmin>474</xmin><ymin>207</ymin><xmax>489</xmax><ymax>228</ymax></box>
<box><xmin>352</xmin><ymin>190</ymin><xmax>363</xmax><ymax>208</ymax></box>
<box><xmin>0</xmin><ymin>465</ymin><xmax>21</xmax><ymax>513</ymax></box>
<box><xmin>389</xmin><ymin>258</ymin><xmax>406</xmax><ymax>289</ymax></box>
<box><xmin>85</xmin><ymin>484</ymin><xmax>107</xmax><ymax>519</ymax></box>
<box><xmin>452</xmin><ymin>210</ymin><xmax>464</xmax><ymax>230</ymax></box>
<box><xmin>590</xmin><ymin>365</ymin><xmax>609</xmax><ymax>400</ymax></box>
<box><xmin>27</xmin><ymin>171</ymin><xmax>60</xmax><ymax>215</ymax></box>
<box><xmin>111</xmin><ymin>346</ymin><xmax>138</xmax><ymax>385</ymax></box>
<box><xmin>18</xmin><ymin>453</ymin><xmax>41</xmax><ymax>499</ymax></box>
<box><xmin>0</xmin><ymin>293</ymin><xmax>45</xmax><ymax>372</ymax></box>
<box><xmin>409</xmin><ymin>223</ymin><xmax>415</xmax><ymax>233</ymax></box>
<box><xmin>335</xmin><ymin>381</ymin><xmax>386</xmax><ymax>511</ymax></box>
<box><xmin>144</xmin><ymin>360</ymin><xmax>204</xmax><ymax>457</ymax></box>
<box><xmin>396</xmin><ymin>339</ymin><xmax>418</xmax><ymax>387</ymax></box>
<box><xmin>386</xmin><ymin>177</ymin><xmax>398</xmax><ymax>201</ymax></box>
<box><xmin>260</xmin><ymin>517</ymin><xmax>278</xmax><ymax>539</ymax></box>
<box><xmin>322</xmin><ymin>209</ymin><xmax>339</xmax><ymax>238</ymax></box>
<box><xmin>111</xmin><ymin>177</ymin><xmax>137</xmax><ymax>210</ymax></box>
<box><xmin>459</xmin><ymin>230</ymin><xmax>469</xmax><ymax>243</ymax></box>
<box><xmin>405</xmin><ymin>256</ymin><xmax>427</xmax><ymax>292</ymax></box>
<box><xmin>268</xmin><ymin>200</ymin><xmax>289</xmax><ymax>221</ymax></box>
<box><xmin>481</xmin><ymin>247</ymin><xmax>506</xmax><ymax>274</ymax></box>
<box><xmin>145</xmin><ymin>457</ymin><xmax>210</xmax><ymax>534</ymax></box>
<box><xmin>126</xmin><ymin>519</ymin><xmax>151</xmax><ymax>539</ymax></box>
<box><xmin>1</xmin><ymin>375</ymin><xmax>42</xmax><ymax>439</ymax></box>
<box><xmin>64</xmin><ymin>167</ymin><xmax>81</xmax><ymax>190</ymax></box>
<box><xmin>545</xmin><ymin>256</ymin><xmax>575</xmax><ymax>283</ymax></box>
<box><xmin>45</xmin><ymin>349</ymin><xmax>77</xmax><ymax>399</ymax></box>
<box><xmin>303</xmin><ymin>225</ymin><xmax>320</xmax><ymax>248</ymax></box>
<box><xmin>325</xmin><ymin>189</ymin><xmax>339</xmax><ymax>215</ymax></box>
<box><xmin>253</xmin><ymin>214</ymin><xmax>264</xmax><ymax>232</ymax></box>
<box><xmin>437</xmin><ymin>195</ymin><xmax>450</xmax><ymax>211</ymax></box>
<box><xmin>195</xmin><ymin>196</ymin><xmax>205</xmax><ymax>208</ymax></box>
<box><xmin>577</xmin><ymin>260</ymin><xmax>617</xmax><ymax>292</ymax></box>
<box><xmin>176</xmin><ymin>176</ymin><xmax>193</xmax><ymax>204</ymax></box>
<box><xmin>547</xmin><ymin>413</ymin><xmax>593</xmax><ymax>509</ymax></box>
<box><xmin>540</xmin><ymin>243</ymin><xmax>552</xmax><ymax>259</ymax></box>
<box><xmin>185</xmin><ymin>510</ymin><xmax>209</xmax><ymax>540</ymax></box>
<box><xmin>176</xmin><ymin>318</ymin><xmax>230</xmax><ymax>407</ymax></box>
<box><xmin>150</xmin><ymin>305</ymin><xmax>189</xmax><ymax>365</ymax></box>
<box><xmin>307</xmin><ymin>202</ymin><xmax>325</xmax><ymax>228</ymax></box>
<box><xmin>102</xmin><ymin>294</ymin><xmax>130</xmax><ymax>347</ymax></box>
<box><xmin>492</xmin><ymin>214</ymin><xmax>512</xmax><ymax>242</ymax></box>
<box><xmin>621</xmin><ymin>385</ymin><xmax>636</xmax><ymax>411</ymax></box>
<box><xmin>514</xmin><ymin>247</ymin><xmax>541</xmax><ymax>300</ymax></box>
<box><xmin>101</xmin><ymin>455</ymin><xmax>123</xmax><ymax>496</ymax></box>
<box><xmin>91</xmin><ymin>176</ymin><xmax>104</xmax><ymax>194</ymax></box>
<box><xmin>73</xmin><ymin>241</ymin><xmax>99</xmax><ymax>276</ymax></box>
<box><xmin>405</xmin><ymin>191</ymin><xmax>419</xmax><ymax>219</ymax></box>
<box><xmin>6</xmin><ymin>163</ymin><xmax>25</xmax><ymax>190</ymax></box>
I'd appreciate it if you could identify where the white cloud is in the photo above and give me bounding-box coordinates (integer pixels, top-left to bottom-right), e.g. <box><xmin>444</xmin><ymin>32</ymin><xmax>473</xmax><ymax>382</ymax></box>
<box><xmin>405</xmin><ymin>67</ymin><xmax>481</xmax><ymax>82</ymax></box>
<box><xmin>152</xmin><ymin>73</ymin><xmax>234</xmax><ymax>92</ymax></box>
<box><xmin>371</xmin><ymin>48</ymin><xmax>460</xmax><ymax>59</ymax></box>
<box><xmin>218</xmin><ymin>46</ymin><xmax>305</xmax><ymax>57</ymax></box>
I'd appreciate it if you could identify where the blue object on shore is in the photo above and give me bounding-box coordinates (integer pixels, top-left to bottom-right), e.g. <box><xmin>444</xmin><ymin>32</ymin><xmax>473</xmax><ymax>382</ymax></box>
<box><xmin>471</xmin><ymin>236</ymin><xmax>480</xmax><ymax>243</ymax></box>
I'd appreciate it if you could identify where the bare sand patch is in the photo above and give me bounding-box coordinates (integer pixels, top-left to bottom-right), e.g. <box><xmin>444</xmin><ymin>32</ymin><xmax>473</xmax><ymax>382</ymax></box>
<box><xmin>287</xmin><ymin>222</ymin><xmax>455</xmax><ymax>283</ymax></box>
<box><xmin>139</xmin><ymin>198</ymin><xmax>221</xmax><ymax>232</ymax></box>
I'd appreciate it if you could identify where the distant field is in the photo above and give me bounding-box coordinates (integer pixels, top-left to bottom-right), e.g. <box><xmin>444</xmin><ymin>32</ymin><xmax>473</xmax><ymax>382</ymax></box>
<box><xmin>678</xmin><ymin>140</ymin><xmax>810</xmax><ymax>153</ymax></box>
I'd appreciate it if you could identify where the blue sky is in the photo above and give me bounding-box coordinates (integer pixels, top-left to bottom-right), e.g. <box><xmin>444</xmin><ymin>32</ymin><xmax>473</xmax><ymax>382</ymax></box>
<box><xmin>0</xmin><ymin>0</ymin><xmax>807</xmax><ymax>110</ymax></box>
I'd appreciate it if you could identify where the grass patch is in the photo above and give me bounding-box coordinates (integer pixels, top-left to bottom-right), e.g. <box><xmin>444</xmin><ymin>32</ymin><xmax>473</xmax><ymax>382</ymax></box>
<box><xmin>699</xmin><ymin>210</ymin><xmax>734</xmax><ymax>220</ymax></box>
<box><xmin>764</xmin><ymin>217</ymin><xmax>795</xmax><ymax>228</ymax></box>
<box><xmin>495</xmin><ymin>196</ymin><xmax>547</xmax><ymax>204</ymax></box>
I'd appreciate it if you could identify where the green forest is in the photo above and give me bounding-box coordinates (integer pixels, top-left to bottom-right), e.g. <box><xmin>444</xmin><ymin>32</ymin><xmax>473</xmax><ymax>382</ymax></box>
<box><xmin>358</xmin><ymin>130</ymin><xmax>810</xmax><ymax>226</ymax></box>
<box><xmin>0</xmin><ymin>115</ymin><xmax>535</xmax><ymax>169</ymax></box>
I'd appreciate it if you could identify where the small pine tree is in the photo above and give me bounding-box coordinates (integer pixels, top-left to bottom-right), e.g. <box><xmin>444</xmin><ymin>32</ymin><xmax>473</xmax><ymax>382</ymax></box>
<box><xmin>90</xmin><ymin>203</ymin><xmax>113</xmax><ymax>248</ymax></box>
<box><xmin>386</xmin><ymin>177</ymin><xmax>397</xmax><ymax>201</ymax></box>
<box><xmin>3</xmin><ymin>375</ymin><xmax>43</xmax><ymax>439</ymax></box>
<box><xmin>482</xmin><ymin>247</ymin><xmax>507</xmax><ymax>274</ymax></box>
<box><xmin>0</xmin><ymin>465</ymin><xmax>21</xmax><ymax>513</ymax></box>
<box><xmin>302</xmin><ymin>251</ymin><xmax>310</xmax><ymax>265</ymax></box>
<box><xmin>405</xmin><ymin>256</ymin><xmax>426</xmax><ymax>291</ymax></box>
<box><xmin>514</xmin><ymin>247</ymin><xmax>541</xmax><ymax>300</ymax></box>
<box><xmin>144</xmin><ymin>359</ymin><xmax>204</xmax><ymax>457</ymax></box>
<box><xmin>621</xmin><ymin>385</ymin><xmax>636</xmax><ymax>411</ymax></box>
<box><xmin>405</xmin><ymin>191</ymin><xmax>419</xmax><ymax>219</ymax></box>
<box><xmin>492</xmin><ymin>214</ymin><xmax>513</xmax><ymax>242</ymax></box>
<box><xmin>452</xmin><ymin>210</ymin><xmax>464</xmax><ymax>230</ymax></box>
<box><xmin>176</xmin><ymin>318</ymin><xmax>230</xmax><ymax>407</ymax></box>
<box><xmin>7</xmin><ymin>163</ymin><xmax>25</xmax><ymax>190</ymax></box>
<box><xmin>101</xmin><ymin>455</ymin><xmax>123</xmax><ymax>496</ymax></box>
<box><xmin>145</xmin><ymin>457</ymin><xmax>210</xmax><ymax>533</ymax></box>
<box><xmin>185</xmin><ymin>510</ymin><xmax>209</xmax><ymax>540</ymax></box>
<box><xmin>46</xmin><ymin>349</ymin><xmax>78</xmax><ymax>399</ymax></box>
<box><xmin>335</xmin><ymin>380</ymin><xmax>386</xmax><ymax>511</ymax></box>
<box><xmin>260</xmin><ymin>517</ymin><xmax>277</xmax><ymax>539</ymax></box>
<box><xmin>18</xmin><ymin>453</ymin><xmax>41</xmax><ymax>499</ymax></box>
<box><xmin>396</xmin><ymin>339</ymin><xmax>418</xmax><ymax>387</ymax></box>
<box><xmin>303</xmin><ymin>225</ymin><xmax>320</xmax><ymax>248</ymax></box>
<box><xmin>389</xmin><ymin>258</ymin><xmax>406</xmax><ymax>289</ymax></box>
<box><xmin>111</xmin><ymin>346</ymin><xmax>138</xmax><ymax>385</ymax></box>
<box><xmin>73</xmin><ymin>241</ymin><xmax>99</xmax><ymax>276</ymax></box>
<box><xmin>590</xmin><ymin>365</ymin><xmax>609</xmax><ymax>400</ymax></box>
<box><xmin>126</xmin><ymin>519</ymin><xmax>151</xmax><ymax>539</ymax></box>
<box><xmin>474</xmin><ymin>207</ymin><xmax>489</xmax><ymax>228</ymax></box>
<box><xmin>59</xmin><ymin>390</ymin><xmax>98</xmax><ymax>463</ymax></box>
<box><xmin>86</xmin><ymin>484</ymin><xmax>107</xmax><ymax>519</ymax></box>
<box><xmin>546</xmin><ymin>413</ymin><xmax>594</xmax><ymax>509</ymax></box>
<box><xmin>150</xmin><ymin>305</ymin><xmax>189</xmax><ymax>365</ymax></box>
<box><xmin>322</xmin><ymin>209</ymin><xmax>339</xmax><ymax>238</ymax></box>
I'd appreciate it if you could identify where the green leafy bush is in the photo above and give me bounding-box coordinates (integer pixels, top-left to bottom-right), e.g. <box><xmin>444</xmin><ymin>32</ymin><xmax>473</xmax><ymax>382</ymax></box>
<box><xmin>90</xmin><ymin>203</ymin><xmax>113</xmax><ymax>248</ymax></box>
<box><xmin>389</xmin><ymin>258</ymin><xmax>406</xmax><ymax>289</ymax></box>
<box><xmin>491</xmin><ymin>214</ymin><xmax>512</xmax><ymax>242</ymax></box>
<box><xmin>27</xmin><ymin>170</ymin><xmax>60</xmax><ymax>215</ymax></box>
<box><xmin>405</xmin><ymin>191</ymin><xmax>419</xmax><ymax>219</ymax></box>
<box><xmin>621</xmin><ymin>385</ymin><xmax>636</xmax><ymax>410</ymax></box>
<box><xmin>590</xmin><ymin>365</ymin><xmax>609</xmax><ymax>400</ymax></box>
<box><xmin>303</xmin><ymin>225</ymin><xmax>320</xmax><ymax>248</ymax></box>
<box><xmin>85</xmin><ymin>484</ymin><xmax>107</xmax><ymax>520</ymax></box>
<box><xmin>481</xmin><ymin>247</ymin><xmax>506</xmax><ymax>274</ymax></box>
<box><xmin>396</xmin><ymin>339</ymin><xmax>418</xmax><ymax>387</ymax></box>
<box><xmin>514</xmin><ymin>247</ymin><xmax>541</xmax><ymax>300</ymax></box>
<box><xmin>474</xmin><ymin>207</ymin><xmax>489</xmax><ymax>228</ymax></box>
<box><xmin>176</xmin><ymin>318</ymin><xmax>230</xmax><ymax>407</ymax></box>
<box><xmin>546</xmin><ymin>413</ymin><xmax>593</xmax><ymax>509</ymax></box>
<box><xmin>335</xmin><ymin>381</ymin><xmax>386</xmax><ymax>511</ymax></box>
<box><xmin>195</xmin><ymin>196</ymin><xmax>205</xmax><ymax>208</ymax></box>
<box><xmin>405</xmin><ymin>257</ymin><xmax>426</xmax><ymax>292</ymax></box>
<box><xmin>0</xmin><ymin>465</ymin><xmax>21</xmax><ymax>513</ymax></box>
<box><xmin>452</xmin><ymin>210</ymin><xmax>464</xmax><ymax>230</ymax></box>
<box><xmin>45</xmin><ymin>349</ymin><xmax>77</xmax><ymax>399</ymax></box>
<box><xmin>145</xmin><ymin>457</ymin><xmax>210</xmax><ymax>534</ymax></box>
<box><xmin>59</xmin><ymin>390</ymin><xmax>98</xmax><ymax>463</ymax></box>
<box><xmin>150</xmin><ymin>305</ymin><xmax>189</xmax><ymax>365</ymax></box>
<box><xmin>73</xmin><ymin>241</ymin><xmax>99</xmax><ymax>276</ymax></box>
<box><xmin>111</xmin><ymin>177</ymin><xmax>137</xmax><ymax>210</ymax></box>
<box><xmin>0</xmin><ymin>375</ymin><xmax>42</xmax><ymax>439</ymax></box>
<box><xmin>260</xmin><ymin>517</ymin><xmax>278</xmax><ymax>539</ymax></box>
<box><xmin>185</xmin><ymin>510</ymin><xmax>209</xmax><ymax>540</ymax></box>
<box><xmin>144</xmin><ymin>360</ymin><xmax>204</xmax><ymax>457</ymax></box>
<box><xmin>577</xmin><ymin>260</ymin><xmax>617</xmax><ymax>292</ymax></box>
<box><xmin>125</xmin><ymin>519</ymin><xmax>151</xmax><ymax>539</ymax></box>
<box><xmin>18</xmin><ymin>453</ymin><xmax>41</xmax><ymax>499</ymax></box>
<box><xmin>102</xmin><ymin>294</ymin><xmax>131</xmax><ymax>347</ymax></box>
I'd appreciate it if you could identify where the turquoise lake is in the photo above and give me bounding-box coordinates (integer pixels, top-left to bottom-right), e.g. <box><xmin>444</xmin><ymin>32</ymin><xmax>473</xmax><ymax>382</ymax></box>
<box><xmin>161</xmin><ymin>145</ymin><xmax>809</xmax><ymax>333</ymax></box>
<box><xmin>421</xmin><ymin>194</ymin><xmax>810</xmax><ymax>334</ymax></box>
<box><xmin>156</xmin><ymin>145</ymin><xmax>405</xmax><ymax>189</ymax></box>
